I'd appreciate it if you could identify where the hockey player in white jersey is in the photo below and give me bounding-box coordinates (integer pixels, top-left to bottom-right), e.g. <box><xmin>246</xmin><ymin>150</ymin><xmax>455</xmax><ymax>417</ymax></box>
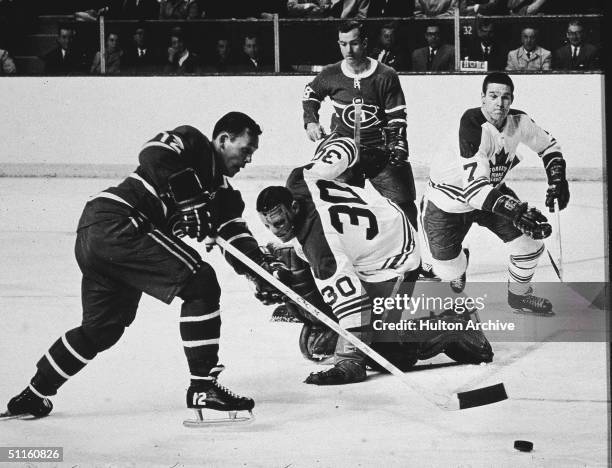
<box><xmin>423</xmin><ymin>72</ymin><xmax>570</xmax><ymax>314</ymax></box>
<box><xmin>256</xmin><ymin>154</ymin><xmax>493</xmax><ymax>384</ymax></box>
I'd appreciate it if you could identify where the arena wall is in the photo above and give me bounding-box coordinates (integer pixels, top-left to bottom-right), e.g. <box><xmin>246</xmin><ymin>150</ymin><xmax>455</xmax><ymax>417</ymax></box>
<box><xmin>0</xmin><ymin>74</ymin><xmax>605</xmax><ymax>178</ymax></box>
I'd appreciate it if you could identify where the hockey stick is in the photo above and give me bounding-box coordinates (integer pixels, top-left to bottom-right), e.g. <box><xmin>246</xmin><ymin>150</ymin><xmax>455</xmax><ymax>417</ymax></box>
<box><xmin>545</xmin><ymin>199</ymin><xmax>563</xmax><ymax>281</ymax></box>
<box><xmin>215</xmin><ymin>237</ymin><xmax>507</xmax><ymax>411</ymax></box>
<box><xmin>353</xmin><ymin>79</ymin><xmax>362</xmax><ymax>160</ymax></box>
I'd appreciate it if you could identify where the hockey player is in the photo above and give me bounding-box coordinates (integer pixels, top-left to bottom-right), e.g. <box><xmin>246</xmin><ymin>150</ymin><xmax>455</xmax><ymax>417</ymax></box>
<box><xmin>256</xmin><ymin>153</ymin><xmax>493</xmax><ymax>385</ymax></box>
<box><xmin>302</xmin><ymin>20</ymin><xmax>417</xmax><ymax>226</ymax></box>
<box><xmin>2</xmin><ymin>113</ymin><xmax>289</xmax><ymax>423</ymax></box>
<box><xmin>423</xmin><ymin>72</ymin><xmax>570</xmax><ymax>313</ymax></box>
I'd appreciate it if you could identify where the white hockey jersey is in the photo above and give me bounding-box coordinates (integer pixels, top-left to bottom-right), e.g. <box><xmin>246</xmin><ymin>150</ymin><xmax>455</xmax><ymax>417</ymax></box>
<box><xmin>286</xmin><ymin>164</ymin><xmax>420</xmax><ymax>327</ymax></box>
<box><xmin>426</xmin><ymin>107</ymin><xmax>563</xmax><ymax>214</ymax></box>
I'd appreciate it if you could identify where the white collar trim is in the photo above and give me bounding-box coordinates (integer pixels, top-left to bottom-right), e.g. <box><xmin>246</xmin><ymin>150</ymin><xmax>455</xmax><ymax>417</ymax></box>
<box><xmin>341</xmin><ymin>57</ymin><xmax>378</xmax><ymax>79</ymax></box>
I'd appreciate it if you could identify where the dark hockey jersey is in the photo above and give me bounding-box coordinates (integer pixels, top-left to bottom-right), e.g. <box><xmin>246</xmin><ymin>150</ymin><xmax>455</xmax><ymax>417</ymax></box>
<box><xmin>78</xmin><ymin>125</ymin><xmax>260</xmax><ymax>267</ymax></box>
<box><xmin>302</xmin><ymin>58</ymin><xmax>407</xmax><ymax>147</ymax></box>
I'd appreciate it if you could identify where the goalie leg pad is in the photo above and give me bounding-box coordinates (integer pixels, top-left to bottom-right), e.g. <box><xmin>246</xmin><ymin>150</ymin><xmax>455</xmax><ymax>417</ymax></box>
<box><xmin>444</xmin><ymin>329</ymin><xmax>493</xmax><ymax>364</ymax></box>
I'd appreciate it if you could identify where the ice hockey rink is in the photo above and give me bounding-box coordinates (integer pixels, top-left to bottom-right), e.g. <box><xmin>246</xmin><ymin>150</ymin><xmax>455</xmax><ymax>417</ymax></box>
<box><xmin>0</xmin><ymin>173</ymin><xmax>608</xmax><ymax>467</ymax></box>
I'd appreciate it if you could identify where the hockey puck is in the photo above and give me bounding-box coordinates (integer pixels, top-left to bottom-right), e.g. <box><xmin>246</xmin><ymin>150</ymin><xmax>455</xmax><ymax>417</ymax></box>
<box><xmin>514</xmin><ymin>440</ymin><xmax>534</xmax><ymax>452</ymax></box>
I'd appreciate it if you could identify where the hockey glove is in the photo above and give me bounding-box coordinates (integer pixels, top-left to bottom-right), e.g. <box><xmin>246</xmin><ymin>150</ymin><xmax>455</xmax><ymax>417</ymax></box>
<box><xmin>247</xmin><ymin>247</ymin><xmax>292</xmax><ymax>305</ymax></box>
<box><xmin>382</xmin><ymin>125</ymin><xmax>409</xmax><ymax>167</ymax></box>
<box><xmin>170</xmin><ymin>193</ymin><xmax>213</xmax><ymax>242</ymax></box>
<box><xmin>492</xmin><ymin>195</ymin><xmax>552</xmax><ymax>240</ymax></box>
<box><xmin>545</xmin><ymin>159</ymin><xmax>570</xmax><ymax>212</ymax></box>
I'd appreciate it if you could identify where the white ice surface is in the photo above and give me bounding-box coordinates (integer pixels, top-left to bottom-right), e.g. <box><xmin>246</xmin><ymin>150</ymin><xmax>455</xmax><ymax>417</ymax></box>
<box><xmin>0</xmin><ymin>178</ymin><xmax>609</xmax><ymax>468</ymax></box>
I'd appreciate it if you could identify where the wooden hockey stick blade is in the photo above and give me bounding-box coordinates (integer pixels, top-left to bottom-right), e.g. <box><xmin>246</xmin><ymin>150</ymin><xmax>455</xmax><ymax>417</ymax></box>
<box><xmin>456</xmin><ymin>383</ymin><xmax>508</xmax><ymax>409</ymax></box>
<box><xmin>214</xmin><ymin>238</ymin><xmax>505</xmax><ymax>411</ymax></box>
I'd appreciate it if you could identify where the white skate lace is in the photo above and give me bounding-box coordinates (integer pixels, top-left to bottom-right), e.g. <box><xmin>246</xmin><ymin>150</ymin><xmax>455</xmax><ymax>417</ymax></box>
<box><xmin>214</xmin><ymin>381</ymin><xmax>241</xmax><ymax>399</ymax></box>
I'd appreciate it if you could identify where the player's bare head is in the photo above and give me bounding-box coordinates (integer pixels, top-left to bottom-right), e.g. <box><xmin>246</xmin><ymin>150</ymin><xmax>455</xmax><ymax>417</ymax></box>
<box><xmin>481</xmin><ymin>73</ymin><xmax>514</xmax><ymax>127</ymax></box>
<box><xmin>338</xmin><ymin>20</ymin><xmax>367</xmax><ymax>62</ymax></box>
<box><xmin>257</xmin><ymin>186</ymin><xmax>300</xmax><ymax>242</ymax></box>
<box><xmin>213</xmin><ymin>112</ymin><xmax>261</xmax><ymax>177</ymax></box>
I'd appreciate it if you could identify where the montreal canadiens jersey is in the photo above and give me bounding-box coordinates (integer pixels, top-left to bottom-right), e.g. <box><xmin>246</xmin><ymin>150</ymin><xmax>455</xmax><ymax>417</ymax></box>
<box><xmin>426</xmin><ymin>108</ymin><xmax>562</xmax><ymax>213</ymax></box>
<box><xmin>302</xmin><ymin>58</ymin><xmax>407</xmax><ymax>146</ymax></box>
<box><xmin>286</xmin><ymin>165</ymin><xmax>420</xmax><ymax>326</ymax></box>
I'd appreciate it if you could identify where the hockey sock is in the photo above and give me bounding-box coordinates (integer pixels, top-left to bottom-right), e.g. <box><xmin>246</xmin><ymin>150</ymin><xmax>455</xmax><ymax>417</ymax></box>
<box><xmin>180</xmin><ymin>298</ymin><xmax>222</xmax><ymax>383</ymax></box>
<box><xmin>32</xmin><ymin>327</ymin><xmax>98</xmax><ymax>396</ymax></box>
<box><xmin>507</xmin><ymin>236</ymin><xmax>545</xmax><ymax>295</ymax></box>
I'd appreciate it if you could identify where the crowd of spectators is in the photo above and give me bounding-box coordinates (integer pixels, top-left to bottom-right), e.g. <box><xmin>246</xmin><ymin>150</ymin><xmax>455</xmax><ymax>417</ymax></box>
<box><xmin>0</xmin><ymin>0</ymin><xmax>604</xmax><ymax>75</ymax></box>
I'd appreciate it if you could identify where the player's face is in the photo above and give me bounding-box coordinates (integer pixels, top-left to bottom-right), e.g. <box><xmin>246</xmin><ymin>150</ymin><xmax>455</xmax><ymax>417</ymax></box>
<box><xmin>481</xmin><ymin>83</ymin><xmax>513</xmax><ymax>127</ymax></box>
<box><xmin>338</xmin><ymin>28</ymin><xmax>366</xmax><ymax>63</ymax></box>
<box><xmin>259</xmin><ymin>203</ymin><xmax>299</xmax><ymax>242</ymax></box>
<box><xmin>219</xmin><ymin>130</ymin><xmax>259</xmax><ymax>177</ymax></box>
<box><xmin>521</xmin><ymin>28</ymin><xmax>537</xmax><ymax>51</ymax></box>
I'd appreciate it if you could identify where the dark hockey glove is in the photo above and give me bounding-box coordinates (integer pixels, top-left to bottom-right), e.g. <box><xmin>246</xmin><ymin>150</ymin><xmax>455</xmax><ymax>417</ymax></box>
<box><xmin>382</xmin><ymin>125</ymin><xmax>409</xmax><ymax>167</ymax></box>
<box><xmin>247</xmin><ymin>247</ymin><xmax>292</xmax><ymax>305</ymax></box>
<box><xmin>492</xmin><ymin>195</ymin><xmax>552</xmax><ymax>240</ymax></box>
<box><xmin>170</xmin><ymin>193</ymin><xmax>213</xmax><ymax>242</ymax></box>
<box><xmin>545</xmin><ymin>158</ymin><xmax>570</xmax><ymax>212</ymax></box>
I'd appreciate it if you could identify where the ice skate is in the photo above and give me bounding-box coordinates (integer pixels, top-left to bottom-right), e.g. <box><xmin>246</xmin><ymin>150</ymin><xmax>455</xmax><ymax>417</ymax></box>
<box><xmin>450</xmin><ymin>248</ymin><xmax>470</xmax><ymax>293</ymax></box>
<box><xmin>508</xmin><ymin>287</ymin><xmax>554</xmax><ymax>316</ymax></box>
<box><xmin>1</xmin><ymin>386</ymin><xmax>53</xmax><ymax>421</ymax></box>
<box><xmin>304</xmin><ymin>359</ymin><xmax>367</xmax><ymax>385</ymax></box>
<box><xmin>183</xmin><ymin>379</ymin><xmax>255</xmax><ymax>427</ymax></box>
<box><xmin>418</xmin><ymin>263</ymin><xmax>441</xmax><ymax>282</ymax></box>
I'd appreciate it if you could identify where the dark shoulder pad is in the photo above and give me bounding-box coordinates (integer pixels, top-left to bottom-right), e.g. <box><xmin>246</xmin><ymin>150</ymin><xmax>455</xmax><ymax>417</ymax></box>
<box><xmin>459</xmin><ymin>108</ymin><xmax>487</xmax><ymax>159</ymax></box>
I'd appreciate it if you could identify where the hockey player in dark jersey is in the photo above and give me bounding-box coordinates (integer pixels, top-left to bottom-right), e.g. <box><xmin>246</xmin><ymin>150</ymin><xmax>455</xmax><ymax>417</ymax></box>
<box><xmin>2</xmin><ymin>112</ymin><xmax>289</xmax><ymax>424</ymax></box>
<box><xmin>423</xmin><ymin>73</ymin><xmax>570</xmax><ymax>314</ymax></box>
<box><xmin>256</xmin><ymin>162</ymin><xmax>493</xmax><ymax>385</ymax></box>
<box><xmin>302</xmin><ymin>20</ymin><xmax>418</xmax><ymax>227</ymax></box>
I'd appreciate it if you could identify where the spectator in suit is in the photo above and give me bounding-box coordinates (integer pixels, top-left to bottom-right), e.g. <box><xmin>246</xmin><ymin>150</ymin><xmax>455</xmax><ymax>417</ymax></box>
<box><xmin>368</xmin><ymin>0</ymin><xmax>414</xmax><ymax>17</ymax></box>
<box><xmin>90</xmin><ymin>32</ymin><xmax>123</xmax><ymax>74</ymax></box>
<box><xmin>164</xmin><ymin>29</ymin><xmax>200</xmax><ymax>74</ymax></box>
<box><xmin>462</xmin><ymin>20</ymin><xmax>506</xmax><ymax>71</ymax></box>
<box><xmin>235</xmin><ymin>34</ymin><xmax>273</xmax><ymax>72</ymax></box>
<box><xmin>122</xmin><ymin>25</ymin><xmax>160</xmax><ymax>74</ymax></box>
<box><xmin>414</xmin><ymin>0</ymin><xmax>458</xmax><ymax>17</ymax></box>
<box><xmin>0</xmin><ymin>47</ymin><xmax>16</xmax><ymax>74</ymax></box>
<box><xmin>201</xmin><ymin>36</ymin><xmax>235</xmax><ymax>73</ymax></box>
<box><xmin>553</xmin><ymin>20</ymin><xmax>599</xmax><ymax>70</ymax></box>
<box><xmin>369</xmin><ymin>23</ymin><xmax>408</xmax><ymax>71</ymax></box>
<box><xmin>42</xmin><ymin>27</ymin><xmax>87</xmax><ymax>75</ymax></box>
<box><xmin>506</xmin><ymin>26</ymin><xmax>550</xmax><ymax>71</ymax></box>
<box><xmin>411</xmin><ymin>24</ymin><xmax>454</xmax><ymax>71</ymax></box>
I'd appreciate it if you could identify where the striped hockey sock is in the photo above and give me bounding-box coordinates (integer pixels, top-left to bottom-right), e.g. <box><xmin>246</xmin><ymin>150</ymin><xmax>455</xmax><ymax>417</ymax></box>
<box><xmin>180</xmin><ymin>298</ymin><xmax>222</xmax><ymax>383</ymax></box>
<box><xmin>32</xmin><ymin>327</ymin><xmax>98</xmax><ymax>396</ymax></box>
<box><xmin>507</xmin><ymin>243</ymin><xmax>545</xmax><ymax>295</ymax></box>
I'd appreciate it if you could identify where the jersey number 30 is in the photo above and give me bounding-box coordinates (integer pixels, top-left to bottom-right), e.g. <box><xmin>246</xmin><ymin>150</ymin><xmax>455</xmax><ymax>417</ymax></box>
<box><xmin>317</xmin><ymin>180</ymin><xmax>379</xmax><ymax>240</ymax></box>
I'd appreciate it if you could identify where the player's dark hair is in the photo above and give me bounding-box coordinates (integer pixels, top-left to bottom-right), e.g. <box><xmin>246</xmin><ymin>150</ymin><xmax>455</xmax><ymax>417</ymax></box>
<box><xmin>482</xmin><ymin>72</ymin><xmax>514</xmax><ymax>94</ymax></box>
<box><xmin>256</xmin><ymin>186</ymin><xmax>294</xmax><ymax>213</ymax></box>
<box><xmin>338</xmin><ymin>20</ymin><xmax>366</xmax><ymax>41</ymax></box>
<box><xmin>213</xmin><ymin>112</ymin><xmax>262</xmax><ymax>139</ymax></box>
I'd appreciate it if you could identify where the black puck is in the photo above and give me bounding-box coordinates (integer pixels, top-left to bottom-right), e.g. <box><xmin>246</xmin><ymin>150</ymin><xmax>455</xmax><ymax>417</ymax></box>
<box><xmin>514</xmin><ymin>440</ymin><xmax>534</xmax><ymax>452</ymax></box>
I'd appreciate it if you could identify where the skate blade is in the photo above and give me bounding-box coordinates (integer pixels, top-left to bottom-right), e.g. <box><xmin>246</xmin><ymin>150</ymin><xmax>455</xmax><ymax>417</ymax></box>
<box><xmin>183</xmin><ymin>410</ymin><xmax>254</xmax><ymax>428</ymax></box>
<box><xmin>512</xmin><ymin>308</ymin><xmax>555</xmax><ymax>317</ymax></box>
<box><xmin>0</xmin><ymin>412</ymin><xmax>38</xmax><ymax>421</ymax></box>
